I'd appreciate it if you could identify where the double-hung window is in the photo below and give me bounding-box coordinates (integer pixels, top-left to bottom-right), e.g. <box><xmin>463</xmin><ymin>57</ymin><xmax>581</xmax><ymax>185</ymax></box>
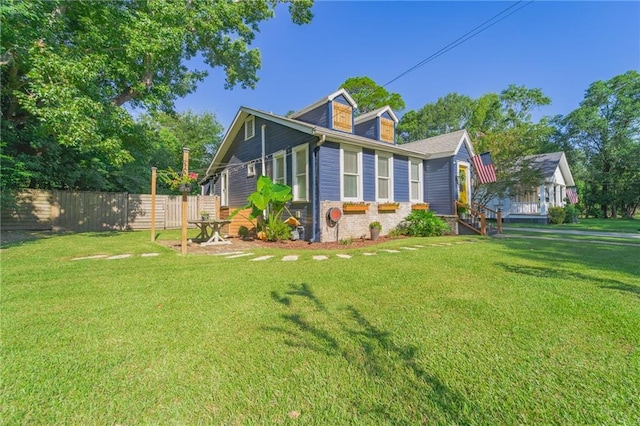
<box><xmin>409</xmin><ymin>158</ymin><xmax>422</xmax><ymax>202</ymax></box>
<box><xmin>292</xmin><ymin>144</ymin><xmax>308</xmax><ymax>201</ymax></box>
<box><xmin>376</xmin><ymin>153</ymin><xmax>393</xmax><ymax>201</ymax></box>
<box><xmin>341</xmin><ymin>146</ymin><xmax>362</xmax><ymax>200</ymax></box>
<box><xmin>272</xmin><ymin>151</ymin><xmax>286</xmax><ymax>185</ymax></box>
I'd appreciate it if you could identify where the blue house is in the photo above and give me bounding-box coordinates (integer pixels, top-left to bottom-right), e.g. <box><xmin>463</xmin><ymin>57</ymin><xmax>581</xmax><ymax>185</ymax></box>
<box><xmin>202</xmin><ymin>89</ymin><xmax>477</xmax><ymax>242</ymax></box>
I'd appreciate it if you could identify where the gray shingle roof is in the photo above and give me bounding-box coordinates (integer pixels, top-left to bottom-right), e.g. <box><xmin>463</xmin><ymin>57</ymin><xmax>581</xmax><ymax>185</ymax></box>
<box><xmin>401</xmin><ymin>129</ymin><xmax>468</xmax><ymax>156</ymax></box>
<box><xmin>523</xmin><ymin>152</ymin><xmax>564</xmax><ymax>179</ymax></box>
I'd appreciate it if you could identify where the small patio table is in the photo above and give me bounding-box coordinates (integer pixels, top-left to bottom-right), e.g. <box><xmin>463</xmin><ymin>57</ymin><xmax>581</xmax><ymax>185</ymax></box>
<box><xmin>188</xmin><ymin>219</ymin><xmax>232</xmax><ymax>246</ymax></box>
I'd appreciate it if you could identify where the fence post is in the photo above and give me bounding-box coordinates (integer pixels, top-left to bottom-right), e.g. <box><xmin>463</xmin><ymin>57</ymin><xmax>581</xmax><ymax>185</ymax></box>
<box><xmin>497</xmin><ymin>208</ymin><xmax>502</xmax><ymax>234</ymax></box>
<box><xmin>181</xmin><ymin>148</ymin><xmax>190</xmax><ymax>255</ymax></box>
<box><xmin>480</xmin><ymin>212</ymin><xmax>486</xmax><ymax>236</ymax></box>
<box><xmin>151</xmin><ymin>167</ymin><xmax>157</xmax><ymax>241</ymax></box>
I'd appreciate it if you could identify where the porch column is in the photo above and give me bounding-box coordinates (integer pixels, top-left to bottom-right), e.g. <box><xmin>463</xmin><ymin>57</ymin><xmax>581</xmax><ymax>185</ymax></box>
<box><xmin>539</xmin><ymin>184</ymin><xmax>547</xmax><ymax>215</ymax></box>
<box><xmin>560</xmin><ymin>186</ymin><xmax>566</xmax><ymax>206</ymax></box>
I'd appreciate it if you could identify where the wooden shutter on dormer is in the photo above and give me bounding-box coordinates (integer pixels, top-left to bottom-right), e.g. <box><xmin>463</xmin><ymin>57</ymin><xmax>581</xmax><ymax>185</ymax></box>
<box><xmin>332</xmin><ymin>102</ymin><xmax>353</xmax><ymax>132</ymax></box>
<box><xmin>380</xmin><ymin>117</ymin><xmax>395</xmax><ymax>143</ymax></box>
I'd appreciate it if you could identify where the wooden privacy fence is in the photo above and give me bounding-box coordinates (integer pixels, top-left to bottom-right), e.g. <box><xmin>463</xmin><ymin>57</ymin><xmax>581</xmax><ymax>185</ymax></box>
<box><xmin>1</xmin><ymin>189</ymin><xmax>220</xmax><ymax>232</ymax></box>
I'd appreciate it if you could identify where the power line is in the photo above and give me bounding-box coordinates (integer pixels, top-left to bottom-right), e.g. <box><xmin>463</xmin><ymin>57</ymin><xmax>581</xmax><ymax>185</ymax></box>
<box><xmin>383</xmin><ymin>1</ymin><xmax>534</xmax><ymax>87</ymax></box>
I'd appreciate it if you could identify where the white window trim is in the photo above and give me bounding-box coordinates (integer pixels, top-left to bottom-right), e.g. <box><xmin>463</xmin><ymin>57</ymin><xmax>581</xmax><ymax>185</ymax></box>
<box><xmin>272</xmin><ymin>150</ymin><xmax>287</xmax><ymax>185</ymax></box>
<box><xmin>220</xmin><ymin>170</ymin><xmax>229</xmax><ymax>206</ymax></box>
<box><xmin>244</xmin><ymin>116</ymin><xmax>255</xmax><ymax>140</ymax></box>
<box><xmin>375</xmin><ymin>151</ymin><xmax>394</xmax><ymax>202</ymax></box>
<box><xmin>340</xmin><ymin>145</ymin><xmax>363</xmax><ymax>201</ymax></box>
<box><xmin>409</xmin><ymin>158</ymin><xmax>423</xmax><ymax>202</ymax></box>
<box><xmin>292</xmin><ymin>144</ymin><xmax>309</xmax><ymax>202</ymax></box>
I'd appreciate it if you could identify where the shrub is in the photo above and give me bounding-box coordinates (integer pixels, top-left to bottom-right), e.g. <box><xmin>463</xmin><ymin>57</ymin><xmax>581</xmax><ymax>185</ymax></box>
<box><xmin>548</xmin><ymin>206</ymin><xmax>566</xmax><ymax>224</ymax></box>
<box><xmin>403</xmin><ymin>210</ymin><xmax>450</xmax><ymax>237</ymax></box>
<box><xmin>264</xmin><ymin>219</ymin><xmax>292</xmax><ymax>242</ymax></box>
<box><xmin>564</xmin><ymin>204</ymin><xmax>580</xmax><ymax>223</ymax></box>
<box><xmin>238</xmin><ymin>225</ymin><xmax>250</xmax><ymax>240</ymax></box>
<box><xmin>369</xmin><ymin>221</ymin><xmax>382</xmax><ymax>230</ymax></box>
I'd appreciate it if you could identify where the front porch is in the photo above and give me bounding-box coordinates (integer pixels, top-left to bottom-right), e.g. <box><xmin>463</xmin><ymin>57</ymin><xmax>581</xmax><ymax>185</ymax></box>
<box><xmin>501</xmin><ymin>183</ymin><xmax>568</xmax><ymax>223</ymax></box>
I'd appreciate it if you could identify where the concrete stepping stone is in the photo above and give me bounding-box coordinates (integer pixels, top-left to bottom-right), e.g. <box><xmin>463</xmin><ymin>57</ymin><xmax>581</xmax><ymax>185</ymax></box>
<box><xmin>141</xmin><ymin>253</ymin><xmax>160</xmax><ymax>257</ymax></box>
<box><xmin>213</xmin><ymin>251</ymin><xmax>244</xmax><ymax>256</ymax></box>
<box><xmin>282</xmin><ymin>255</ymin><xmax>299</xmax><ymax>261</ymax></box>
<box><xmin>413</xmin><ymin>245</ymin><xmax>425</xmax><ymax>248</ymax></box>
<box><xmin>251</xmin><ymin>255</ymin><xmax>274</xmax><ymax>261</ymax></box>
<box><xmin>313</xmin><ymin>255</ymin><xmax>328</xmax><ymax>261</ymax></box>
<box><xmin>336</xmin><ymin>254</ymin><xmax>351</xmax><ymax>259</ymax></box>
<box><xmin>381</xmin><ymin>249</ymin><xmax>400</xmax><ymax>253</ymax></box>
<box><xmin>107</xmin><ymin>254</ymin><xmax>132</xmax><ymax>260</ymax></box>
<box><xmin>363</xmin><ymin>252</ymin><xmax>377</xmax><ymax>256</ymax></box>
<box><xmin>226</xmin><ymin>253</ymin><xmax>253</xmax><ymax>259</ymax></box>
<box><xmin>71</xmin><ymin>254</ymin><xmax>107</xmax><ymax>261</ymax></box>
<box><xmin>401</xmin><ymin>247</ymin><xmax>417</xmax><ymax>250</ymax></box>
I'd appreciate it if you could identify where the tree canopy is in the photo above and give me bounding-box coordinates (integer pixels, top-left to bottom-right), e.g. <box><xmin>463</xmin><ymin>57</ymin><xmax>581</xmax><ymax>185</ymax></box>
<box><xmin>1</xmin><ymin>0</ymin><xmax>313</xmax><ymax>198</ymax></box>
<box><xmin>560</xmin><ymin>70</ymin><xmax>640</xmax><ymax>217</ymax></box>
<box><xmin>339</xmin><ymin>76</ymin><xmax>405</xmax><ymax>115</ymax></box>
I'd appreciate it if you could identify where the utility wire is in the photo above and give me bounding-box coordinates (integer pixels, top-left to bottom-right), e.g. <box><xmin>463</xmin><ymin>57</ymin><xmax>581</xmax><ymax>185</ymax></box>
<box><xmin>383</xmin><ymin>1</ymin><xmax>534</xmax><ymax>87</ymax></box>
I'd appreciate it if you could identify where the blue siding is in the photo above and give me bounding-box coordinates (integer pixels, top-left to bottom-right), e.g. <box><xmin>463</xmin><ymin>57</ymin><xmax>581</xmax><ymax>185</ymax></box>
<box><xmin>363</xmin><ymin>149</ymin><xmax>376</xmax><ymax>201</ymax></box>
<box><xmin>295</xmin><ymin>104</ymin><xmax>328</xmax><ymax>127</ymax></box>
<box><xmin>333</xmin><ymin>95</ymin><xmax>351</xmax><ymax>106</ymax></box>
<box><xmin>425</xmin><ymin>157</ymin><xmax>454</xmax><ymax>214</ymax></box>
<box><xmin>211</xmin><ymin>116</ymin><xmax>315</xmax><ymax>207</ymax></box>
<box><xmin>354</xmin><ymin>119</ymin><xmax>376</xmax><ymax>139</ymax></box>
<box><xmin>393</xmin><ymin>156</ymin><xmax>409</xmax><ymax>202</ymax></box>
<box><xmin>318</xmin><ymin>142</ymin><xmax>341</xmax><ymax>201</ymax></box>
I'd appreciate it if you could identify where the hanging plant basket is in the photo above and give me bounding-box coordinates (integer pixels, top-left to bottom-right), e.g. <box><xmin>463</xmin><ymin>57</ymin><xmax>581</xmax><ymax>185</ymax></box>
<box><xmin>342</xmin><ymin>202</ymin><xmax>369</xmax><ymax>214</ymax></box>
<box><xmin>378</xmin><ymin>202</ymin><xmax>400</xmax><ymax>213</ymax></box>
<box><xmin>179</xmin><ymin>183</ymin><xmax>192</xmax><ymax>193</ymax></box>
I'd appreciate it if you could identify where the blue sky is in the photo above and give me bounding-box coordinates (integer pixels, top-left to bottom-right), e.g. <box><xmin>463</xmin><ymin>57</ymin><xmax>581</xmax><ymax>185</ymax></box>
<box><xmin>174</xmin><ymin>1</ymin><xmax>640</xmax><ymax>128</ymax></box>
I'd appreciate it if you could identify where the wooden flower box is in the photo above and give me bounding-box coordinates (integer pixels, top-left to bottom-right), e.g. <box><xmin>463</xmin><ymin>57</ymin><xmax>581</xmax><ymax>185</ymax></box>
<box><xmin>411</xmin><ymin>203</ymin><xmax>430</xmax><ymax>211</ymax></box>
<box><xmin>377</xmin><ymin>203</ymin><xmax>400</xmax><ymax>213</ymax></box>
<box><xmin>342</xmin><ymin>203</ymin><xmax>369</xmax><ymax>214</ymax></box>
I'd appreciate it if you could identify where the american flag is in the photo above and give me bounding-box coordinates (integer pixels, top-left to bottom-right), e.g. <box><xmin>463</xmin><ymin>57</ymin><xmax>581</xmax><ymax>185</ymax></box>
<box><xmin>471</xmin><ymin>152</ymin><xmax>497</xmax><ymax>184</ymax></box>
<box><xmin>566</xmin><ymin>187</ymin><xmax>578</xmax><ymax>204</ymax></box>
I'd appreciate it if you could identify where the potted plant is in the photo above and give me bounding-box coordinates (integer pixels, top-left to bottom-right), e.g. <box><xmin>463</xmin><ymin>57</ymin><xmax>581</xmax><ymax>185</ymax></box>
<box><xmin>200</xmin><ymin>211</ymin><xmax>210</xmax><ymax>221</ymax></box>
<box><xmin>369</xmin><ymin>221</ymin><xmax>382</xmax><ymax>241</ymax></box>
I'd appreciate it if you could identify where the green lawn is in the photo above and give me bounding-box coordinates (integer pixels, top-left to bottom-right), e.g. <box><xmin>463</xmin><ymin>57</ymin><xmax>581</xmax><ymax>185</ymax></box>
<box><xmin>503</xmin><ymin>217</ymin><xmax>640</xmax><ymax>234</ymax></box>
<box><xmin>2</xmin><ymin>231</ymin><xmax>639</xmax><ymax>424</ymax></box>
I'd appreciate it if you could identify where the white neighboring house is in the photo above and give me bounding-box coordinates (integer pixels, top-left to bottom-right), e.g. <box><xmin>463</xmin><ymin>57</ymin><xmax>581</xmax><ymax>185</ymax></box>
<box><xmin>488</xmin><ymin>152</ymin><xmax>576</xmax><ymax>223</ymax></box>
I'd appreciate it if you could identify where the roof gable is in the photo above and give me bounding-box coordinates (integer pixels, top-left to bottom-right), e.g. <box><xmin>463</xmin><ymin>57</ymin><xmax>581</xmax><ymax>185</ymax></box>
<box><xmin>402</xmin><ymin>129</ymin><xmax>474</xmax><ymax>159</ymax></box>
<box><xmin>289</xmin><ymin>88</ymin><xmax>357</xmax><ymax>119</ymax></box>
<box><xmin>523</xmin><ymin>152</ymin><xmax>575</xmax><ymax>186</ymax></box>
<box><xmin>354</xmin><ymin>106</ymin><xmax>399</xmax><ymax>124</ymax></box>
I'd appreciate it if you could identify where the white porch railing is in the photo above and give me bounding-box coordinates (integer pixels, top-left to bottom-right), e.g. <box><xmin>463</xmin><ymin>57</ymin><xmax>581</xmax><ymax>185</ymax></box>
<box><xmin>510</xmin><ymin>202</ymin><xmax>546</xmax><ymax>215</ymax></box>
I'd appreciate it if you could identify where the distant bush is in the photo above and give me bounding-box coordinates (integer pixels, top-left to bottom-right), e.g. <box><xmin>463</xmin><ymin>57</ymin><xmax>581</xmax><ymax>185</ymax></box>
<box><xmin>403</xmin><ymin>210</ymin><xmax>450</xmax><ymax>237</ymax></box>
<box><xmin>548</xmin><ymin>206</ymin><xmax>566</xmax><ymax>224</ymax></box>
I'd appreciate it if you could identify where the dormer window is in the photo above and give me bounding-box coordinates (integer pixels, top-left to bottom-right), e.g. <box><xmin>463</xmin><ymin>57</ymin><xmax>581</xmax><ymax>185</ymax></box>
<box><xmin>380</xmin><ymin>117</ymin><xmax>395</xmax><ymax>143</ymax></box>
<box><xmin>332</xmin><ymin>102</ymin><xmax>353</xmax><ymax>133</ymax></box>
<box><xmin>244</xmin><ymin>116</ymin><xmax>255</xmax><ymax>140</ymax></box>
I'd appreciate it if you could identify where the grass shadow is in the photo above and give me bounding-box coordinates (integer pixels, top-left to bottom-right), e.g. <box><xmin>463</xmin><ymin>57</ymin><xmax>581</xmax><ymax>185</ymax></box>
<box><xmin>498</xmin><ymin>262</ymin><xmax>634</xmax><ymax>288</ymax></box>
<box><xmin>600</xmin><ymin>284</ymin><xmax>640</xmax><ymax>298</ymax></box>
<box><xmin>265</xmin><ymin>282</ymin><xmax>484</xmax><ymax>423</ymax></box>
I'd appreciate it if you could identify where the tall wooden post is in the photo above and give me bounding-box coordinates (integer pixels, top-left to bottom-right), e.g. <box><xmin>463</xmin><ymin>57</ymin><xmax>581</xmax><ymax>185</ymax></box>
<box><xmin>497</xmin><ymin>209</ymin><xmax>503</xmax><ymax>234</ymax></box>
<box><xmin>151</xmin><ymin>167</ymin><xmax>157</xmax><ymax>242</ymax></box>
<box><xmin>181</xmin><ymin>147</ymin><xmax>190</xmax><ymax>255</ymax></box>
<box><xmin>480</xmin><ymin>212</ymin><xmax>487</xmax><ymax>236</ymax></box>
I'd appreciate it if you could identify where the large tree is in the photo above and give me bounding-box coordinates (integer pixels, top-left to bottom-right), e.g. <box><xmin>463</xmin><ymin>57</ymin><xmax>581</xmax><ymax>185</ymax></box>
<box><xmin>339</xmin><ymin>76</ymin><xmax>405</xmax><ymax>115</ymax></box>
<box><xmin>1</xmin><ymin>0</ymin><xmax>313</xmax><ymax>196</ymax></box>
<box><xmin>562</xmin><ymin>70</ymin><xmax>640</xmax><ymax>218</ymax></box>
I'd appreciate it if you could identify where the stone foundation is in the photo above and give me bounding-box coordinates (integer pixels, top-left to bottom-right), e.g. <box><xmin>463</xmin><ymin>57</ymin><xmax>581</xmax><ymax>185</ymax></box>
<box><xmin>319</xmin><ymin>202</ymin><xmax>459</xmax><ymax>242</ymax></box>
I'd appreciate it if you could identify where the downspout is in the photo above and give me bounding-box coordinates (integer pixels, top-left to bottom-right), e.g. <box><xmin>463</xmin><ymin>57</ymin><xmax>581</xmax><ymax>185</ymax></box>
<box><xmin>311</xmin><ymin>133</ymin><xmax>326</xmax><ymax>242</ymax></box>
<box><xmin>261</xmin><ymin>124</ymin><xmax>267</xmax><ymax>176</ymax></box>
